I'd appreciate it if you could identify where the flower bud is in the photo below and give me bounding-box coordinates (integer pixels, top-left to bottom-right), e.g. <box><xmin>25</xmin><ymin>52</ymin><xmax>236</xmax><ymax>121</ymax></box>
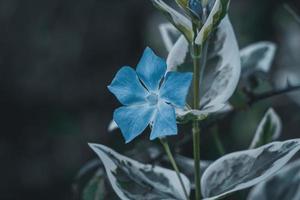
<box><xmin>175</xmin><ymin>0</ymin><xmax>203</xmax><ymax>22</ymax></box>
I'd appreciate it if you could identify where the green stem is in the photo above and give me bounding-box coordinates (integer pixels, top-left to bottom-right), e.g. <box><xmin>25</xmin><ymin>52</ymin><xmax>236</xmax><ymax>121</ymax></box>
<box><xmin>191</xmin><ymin>37</ymin><xmax>202</xmax><ymax>200</ymax></box>
<box><xmin>160</xmin><ymin>138</ymin><xmax>190</xmax><ymax>200</ymax></box>
<box><xmin>191</xmin><ymin>7</ymin><xmax>207</xmax><ymax>198</ymax></box>
<box><xmin>192</xmin><ymin>121</ymin><xmax>201</xmax><ymax>200</ymax></box>
<box><xmin>199</xmin><ymin>41</ymin><xmax>208</xmax><ymax>89</ymax></box>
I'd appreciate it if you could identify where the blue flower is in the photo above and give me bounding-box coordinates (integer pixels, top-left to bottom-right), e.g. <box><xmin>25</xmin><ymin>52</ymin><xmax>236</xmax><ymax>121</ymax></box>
<box><xmin>108</xmin><ymin>47</ymin><xmax>193</xmax><ymax>143</ymax></box>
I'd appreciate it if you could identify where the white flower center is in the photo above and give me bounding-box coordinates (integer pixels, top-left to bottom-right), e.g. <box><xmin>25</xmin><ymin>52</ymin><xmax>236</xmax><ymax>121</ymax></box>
<box><xmin>146</xmin><ymin>93</ymin><xmax>159</xmax><ymax>105</ymax></box>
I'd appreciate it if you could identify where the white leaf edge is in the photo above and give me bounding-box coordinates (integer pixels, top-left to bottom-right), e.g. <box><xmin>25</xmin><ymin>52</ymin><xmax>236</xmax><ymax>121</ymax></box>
<box><xmin>89</xmin><ymin>143</ymin><xmax>191</xmax><ymax>200</ymax></box>
<box><xmin>108</xmin><ymin>103</ymin><xmax>226</xmax><ymax>132</ymax></box>
<box><xmin>215</xmin><ymin>102</ymin><xmax>233</xmax><ymax>114</ymax></box>
<box><xmin>152</xmin><ymin>0</ymin><xmax>193</xmax><ymax>40</ymax></box>
<box><xmin>108</xmin><ymin>120</ymin><xmax>118</xmax><ymax>132</ymax></box>
<box><xmin>247</xmin><ymin>159</ymin><xmax>300</xmax><ymax>200</ymax></box>
<box><xmin>159</xmin><ymin>23</ymin><xmax>179</xmax><ymax>52</ymax></box>
<box><xmin>201</xmin><ymin>16</ymin><xmax>241</xmax><ymax>108</ymax></box>
<box><xmin>166</xmin><ymin>17</ymin><xmax>241</xmax><ymax>110</ymax></box>
<box><xmin>240</xmin><ymin>42</ymin><xmax>277</xmax><ymax>72</ymax></box>
<box><xmin>249</xmin><ymin>108</ymin><xmax>282</xmax><ymax>149</ymax></box>
<box><xmin>166</xmin><ymin>35</ymin><xmax>189</xmax><ymax>71</ymax></box>
<box><xmin>176</xmin><ymin>104</ymin><xmax>226</xmax><ymax>119</ymax></box>
<box><xmin>195</xmin><ymin>0</ymin><xmax>224</xmax><ymax>45</ymax></box>
<box><xmin>201</xmin><ymin>139</ymin><xmax>300</xmax><ymax>200</ymax></box>
<box><xmin>275</xmin><ymin>68</ymin><xmax>300</xmax><ymax>106</ymax></box>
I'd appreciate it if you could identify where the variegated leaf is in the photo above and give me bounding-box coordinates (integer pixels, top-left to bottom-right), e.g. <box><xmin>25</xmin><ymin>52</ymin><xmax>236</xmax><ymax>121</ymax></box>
<box><xmin>240</xmin><ymin>42</ymin><xmax>276</xmax><ymax>73</ymax></box>
<box><xmin>275</xmin><ymin>68</ymin><xmax>300</xmax><ymax>106</ymax></box>
<box><xmin>199</xmin><ymin>16</ymin><xmax>241</xmax><ymax>108</ymax></box>
<box><xmin>159</xmin><ymin>23</ymin><xmax>181</xmax><ymax>52</ymax></box>
<box><xmin>164</xmin><ymin>17</ymin><xmax>241</xmax><ymax>111</ymax></box>
<box><xmin>167</xmin><ymin>35</ymin><xmax>189</xmax><ymax>71</ymax></box>
<box><xmin>201</xmin><ymin>139</ymin><xmax>300</xmax><ymax>200</ymax></box>
<box><xmin>176</xmin><ymin>104</ymin><xmax>226</xmax><ymax>123</ymax></box>
<box><xmin>247</xmin><ymin>159</ymin><xmax>300</xmax><ymax>200</ymax></box>
<box><xmin>237</xmin><ymin>42</ymin><xmax>276</xmax><ymax>91</ymax></box>
<box><xmin>195</xmin><ymin>0</ymin><xmax>230</xmax><ymax>45</ymax></box>
<box><xmin>249</xmin><ymin>108</ymin><xmax>282</xmax><ymax>149</ymax></box>
<box><xmin>214</xmin><ymin>102</ymin><xmax>233</xmax><ymax>114</ymax></box>
<box><xmin>89</xmin><ymin>144</ymin><xmax>191</xmax><ymax>200</ymax></box>
<box><xmin>152</xmin><ymin>0</ymin><xmax>193</xmax><ymax>42</ymax></box>
<box><xmin>175</xmin><ymin>0</ymin><xmax>203</xmax><ymax>20</ymax></box>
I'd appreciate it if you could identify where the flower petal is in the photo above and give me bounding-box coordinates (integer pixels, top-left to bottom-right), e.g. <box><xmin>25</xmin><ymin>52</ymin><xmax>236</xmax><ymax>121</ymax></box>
<box><xmin>150</xmin><ymin>102</ymin><xmax>177</xmax><ymax>140</ymax></box>
<box><xmin>136</xmin><ymin>47</ymin><xmax>167</xmax><ymax>92</ymax></box>
<box><xmin>159</xmin><ymin>72</ymin><xmax>193</xmax><ymax>108</ymax></box>
<box><xmin>114</xmin><ymin>104</ymin><xmax>155</xmax><ymax>143</ymax></box>
<box><xmin>108</xmin><ymin>66</ymin><xmax>148</xmax><ymax>105</ymax></box>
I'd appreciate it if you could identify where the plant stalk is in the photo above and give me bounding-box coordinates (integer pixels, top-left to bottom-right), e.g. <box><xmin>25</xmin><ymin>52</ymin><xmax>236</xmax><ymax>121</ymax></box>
<box><xmin>191</xmin><ymin>29</ymin><xmax>202</xmax><ymax>199</ymax></box>
<box><xmin>193</xmin><ymin>125</ymin><xmax>201</xmax><ymax>200</ymax></box>
<box><xmin>160</xmin><ymin>138</ymin><xmax>190</xmax><ymax>200</ymax></box>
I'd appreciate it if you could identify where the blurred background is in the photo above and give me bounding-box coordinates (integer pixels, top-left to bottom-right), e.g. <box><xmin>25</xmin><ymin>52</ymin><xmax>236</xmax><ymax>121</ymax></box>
<box><xmin>1</xmin><ymin>0</ymin><xmax>300</xmax><ymax>199</ymax></box>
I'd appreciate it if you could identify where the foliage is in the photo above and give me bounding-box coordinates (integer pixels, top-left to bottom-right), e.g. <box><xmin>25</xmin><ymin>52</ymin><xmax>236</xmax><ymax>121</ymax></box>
<box><xmin>74</xmin><ymin>0</ymin><xmax>300</xmax><ymax>200</ymax></box>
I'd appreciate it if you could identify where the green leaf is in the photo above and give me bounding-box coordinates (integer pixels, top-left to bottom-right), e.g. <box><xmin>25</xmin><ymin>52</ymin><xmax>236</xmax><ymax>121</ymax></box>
<box><xmin>201</xmin><ymin>139</ymin><xmax>300</xmax><ymax>200</ymax></box>
<box><xmin>249</xmin><ymin>108</ymin><xmax>282</xmax><ymax>149</ymax></box>
<box><xmin>248</xmin><ymin>159</ymin><xmax>300</xmax><ymax>200</ymax></box>
<box><xmin>89</xmin><ymin>143</ymin><xmax>191</xmax><ymax>200</ymax></box>
<box><xmin>152</xmin><ymin>0</ymin><xmax>194</xmax><ymax>42</ymax></box>
<box><xmin>195</xmin><ymin>0</ymin><xmax>230</xmax><ymax>45</ymax></box>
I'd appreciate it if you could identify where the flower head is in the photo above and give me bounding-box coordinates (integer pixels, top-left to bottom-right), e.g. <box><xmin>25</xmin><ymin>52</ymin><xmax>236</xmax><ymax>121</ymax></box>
<box><xmin>108</xmin><ymin>47</ymin><xmax>193</xmax><ymax>143</ymax></box>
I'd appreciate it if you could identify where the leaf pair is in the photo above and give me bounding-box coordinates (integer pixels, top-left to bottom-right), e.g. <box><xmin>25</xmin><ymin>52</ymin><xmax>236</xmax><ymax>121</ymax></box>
<box><xmin>152</xmin><ymin>0</ymin><xmax>230</xmax><ymax>45</ymax></box>
<box><xmin>89</xmin><ymin>139</ymin><xmax>300</xmax><ymax>200</ymax></box>
<box><xmin>194</xmin><ymin>0</ymin><xmax>230</xmax><ymax>45</ymax></box>
<box><xmin>161</xmin><ymin>16</ymin><xmax>241</xmax><ymax>123</ymax></box>
<box><xmin>152</xmin><ymin>0</ymin><xmax>193</xmax><ymax>42</ymax></box>
<box><xmin>201</xmin><ymin>139</ymin><xmax>300</xmax><ymax>200</ymax></box>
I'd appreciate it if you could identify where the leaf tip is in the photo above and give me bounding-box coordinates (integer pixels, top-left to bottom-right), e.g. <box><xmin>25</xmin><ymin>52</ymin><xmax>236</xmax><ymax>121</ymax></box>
<box><xmin>88</xmin><ymin>143</ymin><xmax>98</xmax><ymax>152</ymax></box>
